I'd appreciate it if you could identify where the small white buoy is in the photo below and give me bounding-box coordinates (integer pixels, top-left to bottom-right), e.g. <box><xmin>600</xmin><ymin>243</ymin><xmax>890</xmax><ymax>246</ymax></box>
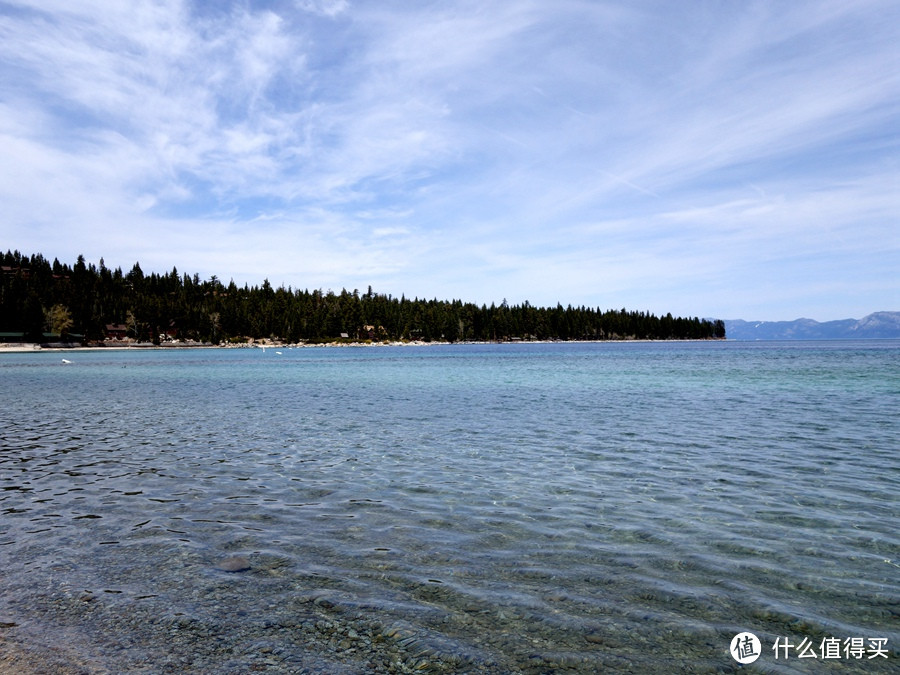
<box><xmin>61</xmin><ymin>359</ymin><xmax>72</xmax><ymax>364</ymax></box>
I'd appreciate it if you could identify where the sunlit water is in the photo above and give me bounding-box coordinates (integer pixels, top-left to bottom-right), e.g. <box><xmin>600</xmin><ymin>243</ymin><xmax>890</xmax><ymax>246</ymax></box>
<box><xmin>1</xmin><ymin>342</ymin><xmax>897</xmax><ymax>673</ymax></box>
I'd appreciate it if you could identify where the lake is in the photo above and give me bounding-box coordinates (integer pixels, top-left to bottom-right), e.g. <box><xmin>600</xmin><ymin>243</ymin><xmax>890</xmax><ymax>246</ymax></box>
<box><xmin>1</xmin><ymin>341</ymin><xmax>897</xmax><ymax>673</ymax></box>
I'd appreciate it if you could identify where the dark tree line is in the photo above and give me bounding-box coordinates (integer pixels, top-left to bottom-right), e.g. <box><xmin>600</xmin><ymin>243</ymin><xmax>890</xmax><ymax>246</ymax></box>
<box><xmin>0</xmin><ymin>251</ymin><xmax>726</xmax><ymax>344</ymax></box>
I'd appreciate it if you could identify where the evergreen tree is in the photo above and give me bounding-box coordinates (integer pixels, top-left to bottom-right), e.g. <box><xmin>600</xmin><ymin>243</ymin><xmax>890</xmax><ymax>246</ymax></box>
<box><xmin>0</xmin><ymin>251</ymin><xmax>725</xmax><ymax>344</ymax></box>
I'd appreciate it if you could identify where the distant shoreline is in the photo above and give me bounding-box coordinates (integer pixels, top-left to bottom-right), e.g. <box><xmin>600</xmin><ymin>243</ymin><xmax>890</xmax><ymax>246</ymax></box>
<box><xmin>5</xmin><ymin>337</ymin><xmax>899</xmax><ymax>355</ymax></box>
<box><xmin>0</xmin><ymin>338</ymin><xmax>731</xmax><ymax>354</ymax></box>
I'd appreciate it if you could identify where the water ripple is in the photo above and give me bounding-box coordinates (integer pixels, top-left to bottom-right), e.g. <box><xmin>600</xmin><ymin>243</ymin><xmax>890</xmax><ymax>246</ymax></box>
<box><xmin>1</xmin><ymin>343</ymin><xmax>898</xmax><ymax>671</ymax></box>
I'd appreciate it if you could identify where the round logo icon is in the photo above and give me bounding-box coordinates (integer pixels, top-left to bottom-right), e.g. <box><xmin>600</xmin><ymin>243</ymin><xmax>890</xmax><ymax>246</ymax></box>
<box><xmin>731</xmin><ymin>632</ymin><xmax>761</xmax><ymax>664</ymax></box>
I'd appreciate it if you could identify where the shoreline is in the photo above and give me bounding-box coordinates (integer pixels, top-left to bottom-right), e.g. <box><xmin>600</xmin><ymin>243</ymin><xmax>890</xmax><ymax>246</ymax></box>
<box><xmin>0</xmin><ymin>337</ymin><xmax>729</xmax><ymax>354</ymax></box>
<box><xmin>0</xmin><ymin>341</ymin><xmax>438</xmax><ymax>353</ymax></box>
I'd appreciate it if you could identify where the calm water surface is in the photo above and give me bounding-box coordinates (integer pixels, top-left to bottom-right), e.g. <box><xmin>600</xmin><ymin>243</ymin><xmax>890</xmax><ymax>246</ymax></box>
<box><xmin>1</xmin><ymin>342</ymin><xmax>897</xmax><ymax>672</ymax></box>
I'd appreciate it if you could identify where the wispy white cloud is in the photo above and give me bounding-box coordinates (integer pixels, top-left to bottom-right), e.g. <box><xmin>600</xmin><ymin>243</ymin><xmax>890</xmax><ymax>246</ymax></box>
<box><xmin>0</xmin><ymin>0</ymin><xmax>897</xmax><ymax>320</ymax></box>
<box><xmin>294</xmin><ymin>0</ymin><xmax>348</xmax><ymax>19</ymax></box>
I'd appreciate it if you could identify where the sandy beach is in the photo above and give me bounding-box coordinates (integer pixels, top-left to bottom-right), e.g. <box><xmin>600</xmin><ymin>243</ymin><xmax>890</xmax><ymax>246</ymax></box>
<box><xmin>0</xmin><ymin>340</ymin><xmax>449</xmax><ymax>354</ymax></box>
<box><xmin>0</xmin><ymin>342</ymin><xmax>207</xmax><ymax>353</ymax></box>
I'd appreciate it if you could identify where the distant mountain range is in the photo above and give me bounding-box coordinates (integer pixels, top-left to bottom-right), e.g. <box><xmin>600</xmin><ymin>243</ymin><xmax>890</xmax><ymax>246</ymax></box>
<box><xmin>724</xmin><ymin>311</ymin><xmax>900</xmax><ymax>340</ymax></box>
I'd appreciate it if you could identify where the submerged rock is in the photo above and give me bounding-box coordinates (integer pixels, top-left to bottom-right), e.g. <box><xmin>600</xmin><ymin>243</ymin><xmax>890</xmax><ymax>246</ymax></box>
<box><xmin>215</xmin><ymin>556</ymin><xmax>251</xmax><ymax>573</ymax></box>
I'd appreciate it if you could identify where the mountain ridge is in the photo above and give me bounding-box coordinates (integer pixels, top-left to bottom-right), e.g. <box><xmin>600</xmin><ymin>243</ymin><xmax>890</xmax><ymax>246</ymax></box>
<box><xmin>724</xmin><ymin>311</ymin><xmax>900</xmax><ymax>340</ymax></box>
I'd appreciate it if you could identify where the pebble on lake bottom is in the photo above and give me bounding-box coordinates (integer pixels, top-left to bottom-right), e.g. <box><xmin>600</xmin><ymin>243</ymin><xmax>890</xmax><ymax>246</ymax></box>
<box><xmin>214</xmin><ymin>556</ymin><xmax>251</xmax><ymax>572</ymax></box>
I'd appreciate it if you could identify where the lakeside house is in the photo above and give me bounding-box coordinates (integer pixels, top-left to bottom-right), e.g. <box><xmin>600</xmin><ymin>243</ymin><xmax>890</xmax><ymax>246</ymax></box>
<box><xmin>0</xmin><ymin>331</ymin><xmax>26</xmax><ymax>343</ymax></box>
<box><xmin>105</xmin><ymin>323</ymin><xmax>128</xmax><ymax>340</ymax></box>
<box><xmin>0</xmin><ymin>331</ymin><xmax>84</xmax><ymax>347</ymax></box>
<box><xmin>1</xmin><ymin>265</ymin><xmax>30</xmax><ymax>279</ymax></box>
<box><xmin>358</xmin><ymin>325</ymin><xmax>388</xmax><ymax>340</ymax></box>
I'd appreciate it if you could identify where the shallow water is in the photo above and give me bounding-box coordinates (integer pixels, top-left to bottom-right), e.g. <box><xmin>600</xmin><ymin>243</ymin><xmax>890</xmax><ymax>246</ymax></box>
<box><xmin>1</xmin><ymin>342</ymin><xmax>897</xmax><ymax>672</ymax></box>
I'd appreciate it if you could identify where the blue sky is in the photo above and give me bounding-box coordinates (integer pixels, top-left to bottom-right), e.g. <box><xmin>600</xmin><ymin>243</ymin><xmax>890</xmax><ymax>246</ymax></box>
<box><xmin>1</xmin><ymin>0</ymin><xmax>897</xmax><ymax>321</ymax></box>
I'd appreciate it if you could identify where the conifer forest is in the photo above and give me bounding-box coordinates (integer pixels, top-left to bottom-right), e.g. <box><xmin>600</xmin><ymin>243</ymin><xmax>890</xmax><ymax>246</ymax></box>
<box><xmin>1</xmin><ymin>251</ymin><xmax>726</xmax><ymax>344</ymax></box>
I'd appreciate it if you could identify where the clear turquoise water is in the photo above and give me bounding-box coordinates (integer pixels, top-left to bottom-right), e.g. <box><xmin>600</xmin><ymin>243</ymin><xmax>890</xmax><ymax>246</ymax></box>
<box><xmin>1</xmin><ymin>342</ymin><xmax>897</xmax><ymax>672</ymax></box>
